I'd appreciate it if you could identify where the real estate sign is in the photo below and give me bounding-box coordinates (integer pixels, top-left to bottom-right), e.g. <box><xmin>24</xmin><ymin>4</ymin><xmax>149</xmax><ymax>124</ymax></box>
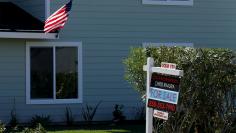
<box><xmin>150</xmin><ymin>73</ymin><xmax>180</xmax><ymax>92</ymax></box>
<box><xmin>146</xmin><ymin>62</ymin><xmax>182</xmax><ymax>115</ymax></box>
<box><xmin>161</xmin><ymin>62</ymin><xmax>176</xmax><ymax>69</ymax></box>
<box><xmin>144</xmin><ymin>59</ymin><xmax>184</xmax><ymax>133</ymax></box>
<box><xmin>148</xmin><ymin>99</ymin><xmax>176</xmax><ymax>112</ymax></box>
<box><xmin>149</xmin><ymin>87</ymin><xmax>179</xmax><ymax>104</ymax></box>
<box><xmin>153</xmin><ymin>110</ymin><xmax>169</xmax><ymax>120</ymax></box>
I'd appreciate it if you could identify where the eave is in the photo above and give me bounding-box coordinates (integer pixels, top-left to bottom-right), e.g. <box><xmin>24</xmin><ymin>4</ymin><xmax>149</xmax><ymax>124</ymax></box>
<box><xmin>0</xmin><ymin>32</ymin><xmax>58</xmax><ymax>39</ymax></box>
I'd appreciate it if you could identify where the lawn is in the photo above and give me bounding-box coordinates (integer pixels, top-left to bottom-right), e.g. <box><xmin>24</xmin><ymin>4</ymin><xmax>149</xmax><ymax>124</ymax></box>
<box><xmin>47</xmin><ymin>124</ymin><xmax>145</xmax><ymax>133</ymax></box>
<box><xmin>48</xmin><ymin>129</ymin><xmax>131</xmax><ymax>133</ymax></box>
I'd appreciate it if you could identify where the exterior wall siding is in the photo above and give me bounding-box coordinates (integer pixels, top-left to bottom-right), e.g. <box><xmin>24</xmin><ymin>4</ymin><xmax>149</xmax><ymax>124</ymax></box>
<box><xmin>52</xmin><ymin>0</ymin><xmax>236</xmax><ymax>48</ymax></box>
<box><xmin>49</xmin><ymin>0</ymin><xmax>236</xmax><ymax>121</ymax></box>
<box><xmin>1</xmin><ymin>0</ymin><xmax>236</xmax><ymax>123</ymax></box>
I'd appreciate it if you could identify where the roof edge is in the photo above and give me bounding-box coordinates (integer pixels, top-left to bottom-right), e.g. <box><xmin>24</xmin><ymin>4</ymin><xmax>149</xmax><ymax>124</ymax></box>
<box><xmin>0</xmin><ymin>32</ymin><xmax>58</xmax><ymax>39</ymax></box>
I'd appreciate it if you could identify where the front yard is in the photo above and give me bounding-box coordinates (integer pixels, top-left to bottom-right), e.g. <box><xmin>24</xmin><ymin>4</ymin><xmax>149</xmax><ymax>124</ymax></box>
<box><xmin>47</xmin><ymin>124</ymin><xmax>145</xmax><ymax>133</ymax></box>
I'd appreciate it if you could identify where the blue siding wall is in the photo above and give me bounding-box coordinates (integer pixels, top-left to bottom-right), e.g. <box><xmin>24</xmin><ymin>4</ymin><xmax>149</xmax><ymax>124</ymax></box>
<box><xmin>0</xmin><ymin>40</ymin><xmax>84</xmax><ymax>122</ymax></box>
<box><xmin>49</xmin><ymin>0</ymin><xmax>146</xmax><ymax>122</ymax></box>
<box><xmin>49</xmin><ymin>0</ymin><xmax>236</xmax><ymax>121</ymax></box>
<box><xmin>52</xmin><ymin>0</ymin><xmax>236</xmax><ymax>48</ymax></box>
<box><xmin>0</xmin><ymin>39</ymin><xmax>141</xmax><ymax>123</ymax></box>
<box><xmin>0</xmin><ymin>40</ymin><xmax>25</xmax><ymax>122</ymax></box>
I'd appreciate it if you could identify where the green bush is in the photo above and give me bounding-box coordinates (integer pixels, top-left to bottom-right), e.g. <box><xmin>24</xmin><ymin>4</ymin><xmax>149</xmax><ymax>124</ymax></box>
<box><xmin>0</xmin><ymin>121</ymin><xmax>5</xmax><ymax>133</ymax></box>
<box><xmin>23</xmin><ymin>123</ymin><xmax>46</xmax><ymax>133</ymax></box>
<box><xmin>30</xmin><ymin>115</ymin><xmax>51</xmax><ymax>127</ymax></box>
<box><xmin>65</xmin><ymin>107</ymin><xmax>74</xmax><ymax>126</ymax></box>
<box><xmin>124</xmin><ymin>46</ymin><xmax>236</xmax><ymax>132</ymax></box>
<box><xmin>8</xmin><ymin>97</ymin><xmax>18</xmax><ymax>129</ymax></box>
<box><xmin>82</xmin><ymin>101</ymin><xmax>102</xmax><ymax>124</ymax></box>
<box><xmin>8</xmin><ymin>108</ymin><xmax>18</xmax><ymax>129</ymax></box>
<box><xmin>113</xmin><ymin>104</ymin><xmax>126</xmax><ymax>124</ymax></box>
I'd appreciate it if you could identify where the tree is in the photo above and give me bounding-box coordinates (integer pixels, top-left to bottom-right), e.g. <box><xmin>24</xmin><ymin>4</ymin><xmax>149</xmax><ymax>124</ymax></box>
<box><xmin>123</xmin><ymin>46</ymin><xmax>236</xmax><ymax>133</ymax></box>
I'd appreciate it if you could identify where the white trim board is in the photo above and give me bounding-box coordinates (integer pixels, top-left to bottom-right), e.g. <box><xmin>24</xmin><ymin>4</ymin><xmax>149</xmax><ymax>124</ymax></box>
<box><xmin>142</xmin><ymin>0</ymin><xmax>193</xmax><ymax>6</ymax></box>
<box><xmin>0</xmin><ymin>32</ymin><xmax>57</xmax><ymax>39</ymax></box>
<box><xmin>143</xmin><ymin>42</ymin><xmax>193</xmax><ymax>47</ymax></box>
<box><xmin>26</xmin><ymin>41</ymin><xmax>83</xmax><ymax>104</ymax></box>
<box><xmin>143</xmin><ymin>65</ymin><xmax>184</xmax><ymax>76</ymax></box>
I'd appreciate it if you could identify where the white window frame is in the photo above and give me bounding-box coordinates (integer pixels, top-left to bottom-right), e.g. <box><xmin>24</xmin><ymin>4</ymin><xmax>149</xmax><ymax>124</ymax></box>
<box><xmin>142</xmin><ymin>0</ymin><xmax>193</xmax><ymax>6</ymax></box>
<box><xmin>26</xmin><ymin>42</ymin><xmax>83</xmax><ymax>104</ymax></box>
<box><xmin>143</xmin><ymin>42</ymin><xmax>193</xmax><ymax>47</ymax></box>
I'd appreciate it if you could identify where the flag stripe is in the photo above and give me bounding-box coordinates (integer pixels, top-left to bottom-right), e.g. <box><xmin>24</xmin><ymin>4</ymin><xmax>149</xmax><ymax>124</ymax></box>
<box><xmin>46</xmin><ymin>23</ymin><xmax>66</xmax><ymax>33</ymax></box>
<box><xmin>44</xmin><ymin>14</ymin><xmax>68</xmax><ymax>29</ymax></box>
<box><xmin>44</xmin><ymin>18</ymin><xmax>68</xmax><ymax>32</ymax></box>
<box><xmin>45</xmin><ymin>17</ymin><xmax>68</xmax><ymax>30</ymax></box>
<box><xmin>45</xmin><ymin>11</ymin><xmax>66</xmax><ymax>24</ymax></box>
<box><xmin>44</xmin><ymin>0</ymin><xmax>72</xmax><ymax>33</ymax></box>
<box><xmin>45</xmin><ymin>7</ymin><xmax>67</xmax><ymax>23</ymax></box>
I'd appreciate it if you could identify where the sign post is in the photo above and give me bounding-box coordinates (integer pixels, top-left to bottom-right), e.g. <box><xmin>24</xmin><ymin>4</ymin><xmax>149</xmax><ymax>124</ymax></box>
<box><xmin>145</xmin><ymin>57</ymin><xmax>154</xmax><ymax>133</ymax></box>
<box><xmin>143</xmin><ymin>58</ymin><xmax>184</xmax><ymax>133</ymax></box>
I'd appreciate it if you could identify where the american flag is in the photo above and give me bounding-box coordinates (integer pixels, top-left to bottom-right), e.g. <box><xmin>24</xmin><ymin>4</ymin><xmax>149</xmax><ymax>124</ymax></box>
<box><xmin>44</xmin><ymin>0</ymin><xmax>72</xmax><ymax>33</ymax></box>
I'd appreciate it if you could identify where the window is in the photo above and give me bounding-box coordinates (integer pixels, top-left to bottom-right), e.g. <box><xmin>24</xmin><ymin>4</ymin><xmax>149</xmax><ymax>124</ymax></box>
<box><xmin>142</xmin><ymin>0</ymin><xmax>193</xmax><ymax>6</ymax></box>
<box><xmin>26</xmin><ymin>42</ymin><xmax>82</xmax><ymax>104</ymax></box>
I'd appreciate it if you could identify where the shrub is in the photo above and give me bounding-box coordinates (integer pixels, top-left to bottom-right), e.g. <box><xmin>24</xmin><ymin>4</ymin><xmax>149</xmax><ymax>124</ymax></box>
<box><xmin>23</xmin><ymin>123</ymin><xmax>46</xmax><ymax>133</ymax></box>
<box><xmin>65</xmin><ymin>107</ymin><xmax>74</xmax><ymax>126</ymax></box>
<box><xmin>30</xmin><ymin>115</ymin><xmax>51</xmax><ymax>127</ymax></box>
<box><xmin>82</xmin><ymin>101</ymin><xmax>102</xmax><ymax>124</ymax></box>
<box><xmin>113</xmin><ymin>104</ymin><xmax>126</xmax><ymax>124</ymax></box>
<box><xmin>0</xmin><ymin>121</ymin><xmax>5</xmax><ymax>133</ymax></box>
<box><xmin>124</xmin><ymin>47</ymin><xmax>236</xmax><ymax>132</ymax></box>
<box><xmin>8</xmin><ymin>97</ymin><xmax>19</xmax><ymax>130</ymax></box>
<box><xmin>8</xmin><ymin>108</ymin><xmax>18</xmax><ymax>128</ymax></box>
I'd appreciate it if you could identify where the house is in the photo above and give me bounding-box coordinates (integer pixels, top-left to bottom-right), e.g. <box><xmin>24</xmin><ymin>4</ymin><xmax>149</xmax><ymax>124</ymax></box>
<box><xmin>0</xmin><ymin>0</ymin><xmax>235</xmax><ymax>123</ymax></box>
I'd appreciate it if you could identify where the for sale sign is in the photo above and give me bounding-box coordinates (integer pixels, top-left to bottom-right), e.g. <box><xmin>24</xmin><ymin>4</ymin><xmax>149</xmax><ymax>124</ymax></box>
<box><xmin>151</xmin><ymin>73</ymin><xmax>180</xmax><ymax>92</ymax></box>
<box><xmin>144</xmin><ymin>59</ymin><xmax>183</xmax><ymax>132</ymax></box>
<box><xmin>147</xmin><ymin>70</ymin><xmax>181</xmax><ymax>112</ymax></box>
<box><xmin>161</xmin><ymin>62</ymin><xmax>176</xmax><ymax>69</ymax></box>
<box><xmin>148</xmin><ymin>99</ymin><xmax>176</xmax><ymax>112</ymax></box>
<box><xmin>153</xmin><ymin>110</ymin><xmax>168</xmax><ymax>120</ymax></box>
<box><xmin>149</xmin><ymin>87</ymin><xmax>179</xmax><ymax>104</ymax></box>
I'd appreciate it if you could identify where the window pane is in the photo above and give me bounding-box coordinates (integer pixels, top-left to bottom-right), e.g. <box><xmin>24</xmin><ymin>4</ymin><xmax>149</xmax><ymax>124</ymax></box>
<box><xmin>56</xmin><ymin>47</ymin><xmax>78</xmax><ymax>99</ymax></box>
<box><xmin>30</xmin><ymin>48</ymin><xmax>53</xmax><ymax>99</ymax></box>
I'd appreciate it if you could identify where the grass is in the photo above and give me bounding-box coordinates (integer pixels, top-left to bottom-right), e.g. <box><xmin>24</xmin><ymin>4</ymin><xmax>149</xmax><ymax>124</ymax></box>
<box><xmin>47</xmin><ymin>124</ymin><xmax>145</xmax><ymax>133</ymax></box>
<box><xmin>48</xmin><ymin>129</ymin><xmax>130</xmax><ymax>133</ymax></box>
